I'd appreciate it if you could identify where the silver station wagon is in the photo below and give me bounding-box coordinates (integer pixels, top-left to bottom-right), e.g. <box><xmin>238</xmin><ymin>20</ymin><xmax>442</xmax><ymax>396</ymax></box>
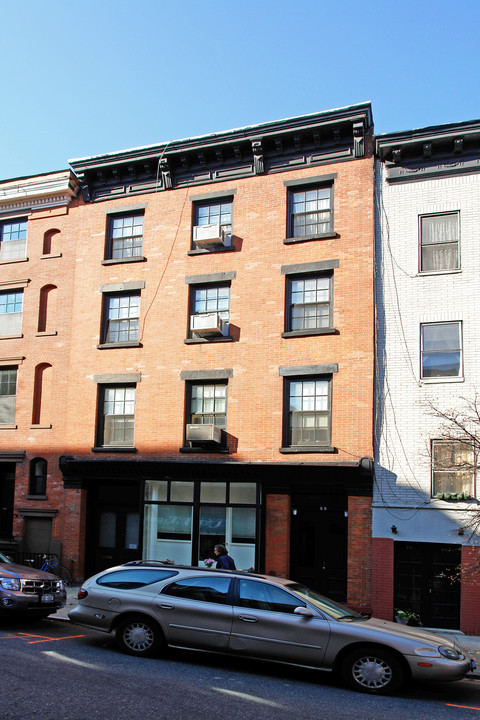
<box><xmin>69</xmin><ymin>562</ymin><xmax>474</xmax><ymax>695</ymax></box>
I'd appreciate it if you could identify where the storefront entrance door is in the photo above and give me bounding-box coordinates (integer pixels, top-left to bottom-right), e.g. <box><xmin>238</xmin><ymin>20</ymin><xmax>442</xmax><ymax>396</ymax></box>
<box><xmin>290</xmin><ymin>495</ymin><xmax>347</xmax><ymax>602</ymax></box>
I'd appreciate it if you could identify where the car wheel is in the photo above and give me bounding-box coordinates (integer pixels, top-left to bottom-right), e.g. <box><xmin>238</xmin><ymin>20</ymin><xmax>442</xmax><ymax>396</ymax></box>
<box><xmin>115</xmin><ymin>616</ymin><xmax>163</xmax><ymax>657</ymax></box>
<box><xmin>341</xmin><ymin>645</ymin><xmax>404</xmax><ymax>694</ymax></box>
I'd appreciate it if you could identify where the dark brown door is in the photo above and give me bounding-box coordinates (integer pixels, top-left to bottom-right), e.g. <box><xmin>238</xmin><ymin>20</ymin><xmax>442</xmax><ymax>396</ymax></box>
<box><xmin>290</xmin><ymin>495</ymin><xmax>347</xmax><ymax>602</ymax></box>
<box><xmin>394</xmin><ymin>541</ymin><xmax>461</xmax><ymax>629</ymax></box>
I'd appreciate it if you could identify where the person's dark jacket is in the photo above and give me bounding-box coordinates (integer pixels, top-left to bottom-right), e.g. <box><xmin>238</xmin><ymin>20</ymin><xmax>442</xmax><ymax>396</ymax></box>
<box><xmin>216</xmin><ymin>553</ymin><xmax>236</xmax><ymax>570</ymax></box>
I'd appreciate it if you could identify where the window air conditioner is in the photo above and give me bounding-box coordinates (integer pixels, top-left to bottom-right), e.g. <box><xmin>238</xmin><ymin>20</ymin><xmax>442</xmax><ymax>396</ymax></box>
<box><xmin>186</xmin><ymin>423</ymin><xmax>222</xmax><ymax>444</ymax></box>
<box><xmin>190</xmin><ymin>312</ymin><xmax>227</xmax><ymax>338</ymax></box>
<box><xmin>193</xmin><ymin>223</ymin><xmax>227</xmax><ymax>250</ymax></box>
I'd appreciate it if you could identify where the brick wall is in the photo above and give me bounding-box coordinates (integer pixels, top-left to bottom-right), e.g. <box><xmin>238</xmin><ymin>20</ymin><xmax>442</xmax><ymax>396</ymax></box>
<box><xmin>347</xmin><ymin>495</ymin><xmax>373</xmax><ymax>611</ymax></box>
<box><xmin>264</xmin><ymin>494</ymin><xmax>290</xmax><ymax>578</ymax></box>
<box><xmin>370</xmin><ymin>537</ymin><xmax>394</xmax><ymax>620</ymax></box>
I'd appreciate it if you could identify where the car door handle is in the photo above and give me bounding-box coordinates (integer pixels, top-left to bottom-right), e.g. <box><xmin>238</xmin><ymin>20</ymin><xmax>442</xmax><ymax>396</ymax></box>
<box><xmin>158</xmin><ymin>602</ymin><xmax>174</xmax><ymax>609</ymax></box>
<box><xmin>238</xmin><ymin>615</ymin><xmax>258</xmax><ymax>623</ymax></box>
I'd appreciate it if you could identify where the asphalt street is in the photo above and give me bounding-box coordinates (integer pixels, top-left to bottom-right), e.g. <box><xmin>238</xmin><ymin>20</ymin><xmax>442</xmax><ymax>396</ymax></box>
<box><xmin>1</xmin><ymin>615</ymin><xmax>480</xmax><ymax>720</ymax></box>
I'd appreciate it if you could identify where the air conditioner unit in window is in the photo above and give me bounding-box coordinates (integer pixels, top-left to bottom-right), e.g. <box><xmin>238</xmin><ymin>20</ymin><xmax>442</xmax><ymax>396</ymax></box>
<box><xmin>186</xmin><ymin>423</ymin><xmax>222</xmax><ymax>444</ymax></box>
<box><xmin>193</xmin><ymin>223</ymin><xmax>227</xmax><ymax>250</ymax></box>
<box><xmin>190</xmin><ymin>312</ymin><xmax>227</xmax><ymax>338</ymax></box>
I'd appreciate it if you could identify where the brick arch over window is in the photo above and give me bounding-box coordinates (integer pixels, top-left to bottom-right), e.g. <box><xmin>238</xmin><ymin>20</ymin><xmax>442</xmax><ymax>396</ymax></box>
<box><xmin>38</xmin><ymin>284</ymin><xmax>57</xmax><ymax>333</ymax></box>
<box><xmin>32</xmin><ymin>363</ymin><xmax>52</xmax><ymax>426</ymax></box>
<box><xmin>43</xmin><ymin>228</ymin><xmax>61</xmax><ymax>255</ymax></box>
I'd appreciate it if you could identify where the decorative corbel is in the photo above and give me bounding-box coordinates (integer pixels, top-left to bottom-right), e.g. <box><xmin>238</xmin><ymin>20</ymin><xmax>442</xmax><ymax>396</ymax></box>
<box><xmin>293</xmin><ymin>135</ymin><xmax>302</xmax><ymax>150</ymax></box>
<box><xmin>454</xmin><ymin>137</ymin><xmax>464</xmax><ymax>154</ymax></box>
<box><xmin>353</xmin><ymin>122</ymin><xmax>365</xmax><ymax>158</ymax></box>
<box><xmin>233</xmin><ymin>146</ymin><xmax>242</xmax><ymax>161</ymax></box>
<box><xmin>423</xmin><ymin>143</ymin><xmax>432</xmax><ymax>159</ymax></box>
<box><xmin>392</xmin><ymin>148</ymin><xmax>402</xmax><ymax>164</ymax></box>
<box><xmin>251</xmin><ymin>138</ymin><xmax>264</xmax><ymax>174</ymax></box>
<box><xmin>159</xmin><ymin>157</ymin><xmax>172</xmax><ymax>189</ymax></box>
<box><xmin>275</xmin><ymin>138</ymin><xmax>283</xmax><ymax>153</ymax></box>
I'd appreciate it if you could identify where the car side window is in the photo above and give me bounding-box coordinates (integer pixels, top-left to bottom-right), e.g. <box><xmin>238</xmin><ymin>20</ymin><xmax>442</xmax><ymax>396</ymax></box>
<box><xmin>237</xmin><ymin>579</ymin><xmax>306</xmax><ymax>614</ymax></box>
<box><xmin>96</xmin><ymin>569</ymin><xmax>178</xmax><ymax>589</ymax></box>
<box><xmin>162</xmin><ymin>576</ymin><xmax>231</xmax><ymax>604</ymax></box>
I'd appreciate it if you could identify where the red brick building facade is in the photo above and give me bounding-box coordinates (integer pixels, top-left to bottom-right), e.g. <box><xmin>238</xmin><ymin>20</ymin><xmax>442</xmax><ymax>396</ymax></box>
<box><xmin>0</xmin><ymin>104</ymin><xmax>375</xmax><ymax>611</ymax></box>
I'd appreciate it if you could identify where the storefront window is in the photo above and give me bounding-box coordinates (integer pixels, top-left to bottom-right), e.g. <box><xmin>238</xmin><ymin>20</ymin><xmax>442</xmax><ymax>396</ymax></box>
<box><xmin>143</xmin><ymin>479</ymin><xmax>259</xmax><ymax>570</ymax></box>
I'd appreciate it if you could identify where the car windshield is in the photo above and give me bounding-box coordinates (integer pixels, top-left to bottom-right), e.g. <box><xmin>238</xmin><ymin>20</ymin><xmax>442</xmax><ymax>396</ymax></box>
<box><xmin>0</xmin><ymin>552</ymin><xmax>11</xmax><ymax>563</ymax></box>
<box><xmin>285</xmin><ymin>583</ymin><xmax>364</xmax><ymax>620</ymax></box>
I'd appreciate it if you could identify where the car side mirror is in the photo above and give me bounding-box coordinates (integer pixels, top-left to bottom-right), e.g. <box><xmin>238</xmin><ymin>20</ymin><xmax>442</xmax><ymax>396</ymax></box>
<box><xmin>294</xmin><ymin>607</ymin><xmax>314</xmax><ymax>617</ymax></box>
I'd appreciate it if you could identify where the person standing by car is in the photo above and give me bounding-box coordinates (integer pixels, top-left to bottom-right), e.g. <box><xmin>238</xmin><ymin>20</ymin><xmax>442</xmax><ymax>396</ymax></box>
<box><xmin>214</xmin><ymin>544</ymin><xmax>236</xmax><ymax>570</ymax></box>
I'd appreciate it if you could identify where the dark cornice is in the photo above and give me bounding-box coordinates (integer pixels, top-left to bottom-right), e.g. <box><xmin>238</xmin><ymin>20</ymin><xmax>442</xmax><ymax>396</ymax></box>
<box><xmin>376</xmin><ymin>118</ymin><xmax>480</xmax><ymax>183</ymax></box>
<box><xmin>69</xmin><ymin>104</ymin><xmax>373</xmax><ymax>202</ymax></box>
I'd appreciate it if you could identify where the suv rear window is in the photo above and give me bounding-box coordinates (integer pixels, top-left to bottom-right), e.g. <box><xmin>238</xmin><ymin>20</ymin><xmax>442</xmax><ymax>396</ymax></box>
<box><xmin>96</xmin><ymin>569</ymin><xmax>178</xmax><ymax>589</ymax></box>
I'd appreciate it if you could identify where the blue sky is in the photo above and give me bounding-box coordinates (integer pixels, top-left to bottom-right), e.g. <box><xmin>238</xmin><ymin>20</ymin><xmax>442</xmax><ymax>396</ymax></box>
<box><xmin>1</xmin><ymin>0</ymin><xmax>479</xmax><ymax>180</ymax></box>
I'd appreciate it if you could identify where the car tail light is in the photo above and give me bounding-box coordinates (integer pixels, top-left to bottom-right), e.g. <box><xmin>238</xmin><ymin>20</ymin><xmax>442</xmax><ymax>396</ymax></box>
<box><xmin>77</xmin><ymin>588</ymin><xmax>88</xmax><ymax>600</ymax></box>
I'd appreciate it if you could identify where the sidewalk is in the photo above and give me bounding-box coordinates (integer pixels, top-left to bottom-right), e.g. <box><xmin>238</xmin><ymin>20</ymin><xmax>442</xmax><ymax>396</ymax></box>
<box><xmin>53</xmin><ymin>586</ymin><xmax>479</xmax><ymax>678</ymax></box>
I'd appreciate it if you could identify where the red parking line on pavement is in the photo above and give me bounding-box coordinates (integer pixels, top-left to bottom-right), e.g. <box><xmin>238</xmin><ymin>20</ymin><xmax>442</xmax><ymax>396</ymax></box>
<box><xmin>18</xmin><ymin>632</ymin><xmax>86</xmax><ymax>644</ymax></box>
<box><xmin>447</xmin><ymin>704</ymin><xmax>480</xmax><ymax>711</ymax></box>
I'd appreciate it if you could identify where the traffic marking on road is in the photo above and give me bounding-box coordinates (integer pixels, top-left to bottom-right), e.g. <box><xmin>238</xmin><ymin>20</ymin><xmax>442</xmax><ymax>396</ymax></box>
<box><xmin>447</xmin><ymin>704</ymin><xmax>480</xmax><ymax>711</ymax></box>
<box><xmin>18</xmin><ymin>631</ymin><xmax>86</xmax><ymax>644</ymax></box>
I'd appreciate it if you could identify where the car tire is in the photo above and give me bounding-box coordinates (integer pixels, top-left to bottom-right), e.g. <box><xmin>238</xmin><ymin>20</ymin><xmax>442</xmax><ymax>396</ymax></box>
<box><xmin>115</xmin><ymin>615</ymin><xmax>163</xmax><ymax>657</ymax></box>
<box><xmin>341</xmin><ymin>645</ymin><xmax>404</xmax><ymax>695</ymax></box>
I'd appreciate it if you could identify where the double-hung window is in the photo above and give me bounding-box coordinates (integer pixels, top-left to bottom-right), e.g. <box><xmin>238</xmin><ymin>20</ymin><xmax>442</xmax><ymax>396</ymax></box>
<box><xmin>0</xmin><ymin>291</ymin><xmax>23</xmax><ymax>336</ymax></box>
<box><xmin>98</xmin><ymin>385</ymin><xmax>136</xmax><ymax>448</ymax></box>
<box><xmin>190</xmin><ymin>284</ymin><xmax>230</xmax><ymax>338</ymax></box>
<box><xmin>419</xmin><ymin>213</ymin><xmax>459</xmax><ymax>273</ymax></box>
<box><xmin>106</xmin><ymin>212</ymin><xmax>144</xmax><ymax>261</ymax></box>
<box><xmin>288</xmin><ymin>274</ymin><xmax>332</xmax><ymax>331</ymax></box>
<box><xmin>103</xmin><ymin>293</ymin><xmax>140</xmax><ymax>344</ymax></box>
<box><xmin>421</xmin><ymin>322</ymin><xmax>462</xmax><ymax>379</ymax></box>
<box><xmin>191</xmin><ymin>194</ymin><xmax>234</xmax><ymax>252</ymax></box>
<box><xmin>432</xmin><ymin>440</ymin><xmax>474</xmax><ymax>497</ymax></box>
<box><xmin>189</xmin><ymin>382</ymin><xmax>227</xmax><ymax>429</ymax></box>
<box><xmin>285</xmin><ymin>174</ymin><xmax>336</xmax><ymax>243</ymax></box>
<box><xmin>0</xmin><ymin>219</ymin><xmax>27</xmax><ymax>261</ymax></box>
<box><xmin>0</xmin><ymin>367</ymin><xmax>17</xmax><ymax>425</ymax></box>
<box><xmin>280</xmin><ymin>365</ymin><xmax>337</xmax><ymax>452</ymax></box>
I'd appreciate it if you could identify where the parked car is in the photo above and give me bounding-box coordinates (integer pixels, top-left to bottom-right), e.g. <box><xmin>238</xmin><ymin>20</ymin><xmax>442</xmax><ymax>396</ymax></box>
<box><xmin>68</xmin><ymin>562</ymin><xmax>474</xmax><ymax>694</ymax></box>
<box><xmin>0</xmin><ymin>551</ymin><xmax>66</xmax><ymax>619</ymax></box>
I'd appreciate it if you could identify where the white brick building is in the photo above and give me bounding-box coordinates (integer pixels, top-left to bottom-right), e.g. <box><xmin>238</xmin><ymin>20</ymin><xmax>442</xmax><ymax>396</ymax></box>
<box><xmin>373</xmin><ymin>121</ymin><xmax>480</xmax><ymax>633</ymax></box>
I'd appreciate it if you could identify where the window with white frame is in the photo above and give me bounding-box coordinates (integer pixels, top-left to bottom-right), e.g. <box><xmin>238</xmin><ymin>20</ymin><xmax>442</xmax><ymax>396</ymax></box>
<box><xmin>102</xmin><ymin>293</ymin><xmax>140</xmax><ymax>344</ymax></box>
<box><xmin>421</xmin><ymin>322</ymin><xmax>462</xmax><ymax>379</ymax></box>
<box><xmin>0</xmin><ymin>291</ymin><xmax>23</xmax><ymax>336</ymax></box>
<box><xmin>97</xmin><ymin>385</ymin><xmax>136</xmax><ymax>447</ymax></box>
<box><xmin>432</xmin><ymin>440</ymin><xmax>474</xmax><ymax>497</ymax></box>
<box><xmin>285</xmin><ymin>376</ymin><xmax>331</xmax><ymax>447</ymax></box>
<box><xmin>107</xmin><ymin>213</ymin><xmax>144</xmax><ymax>260</ymax></box>
<box><xmin>288</xmin><ymin>182</ymin><xmax>333</xmax><ymax>238</ymax></box>
<box><xmin>0</xmin><ymin>367</ymin><xmax>17</xmax><ymax>425</ymax></box>
<box><xmin>0</xmin><ymin>219</ymin><xmax>27</xmax><ymax>261</ymax></box>
<box><xmin>287</xmin><ymin>273</ymin><xmax>332</xmax><ymax>331</ymax></box>
<box><xmin>419</xmin><ymin>213</ymin><xmax>459</xmax><ymax>273</ymax></box>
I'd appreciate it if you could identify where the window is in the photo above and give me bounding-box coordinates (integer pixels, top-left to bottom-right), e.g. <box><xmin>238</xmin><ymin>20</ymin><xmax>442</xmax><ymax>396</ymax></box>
<box><xmin>107</xmin><ymin>213</ymin><xmax>144</xmax><ymax>260</ymax></box>
<box><xmin>237</xmin><ymin>579</ymin><xmax>306</xmax><ymax>613</ymax></box>
<box><xmin>0</xmin><ymin>367</ymin><xmax>17</xmax><ymax>425</ymax></box>
<box><xmin>29</xmin><ymin>458</ymin><xmax>47</xmax><ymax>496</ymax></box>
<box><xmin>288</xmin><ymin>182</ymin><xmax>333</xmax><ymax>239</ymax></box>
<box><xmin>287</xmin><ymin>274</ymin><xmax>332</xmax><ymax>332</ymax></box>
<box><xmin>195</xmin><ymin>199</ymin><xmax>232</xmax><ymax>236</ymax></box>
<box><xmin>188</xmin><ymin>382</ymin><xmax>227</xmax><ymax>429</ymax></box>
<box><xmin>432</xmin><ymin>440</ymin><xmax>474</xmax><ymax>497</ymax></box>
<box><xmin>98</xmin><ymin>385</ymin><xmax>136</xmax><ymax>447</ymax></box>
<box><xmin>420</xmin><ymin>213</ymin><xmax>459</xmax><ymax>273</ymax></box>
<box><xmin>162</xmin><ymin>576</ymin><xmax>232</xmax><ymax>604</ymax></box>
<box><xmin>96</xmin><ymin>569</ymin><xmax>177</xmax><ymax>589</ymax></box>
<box><xmin>285</xmin><ymin>377</ymin><xmax>331</xmax><ymax>448</ymax></box>
<box><xmin>0</xmin><ymin>291</ymin><xmax>23</xmax><ymax>335</ymax></box>
<box><xmin>421</xmin><ymin>322</ymin><xmax>462</xmax><ymax>379</ymax></box>
<box><xmin>190</xmin><ymin>284</ymin><xmax>230</xmax><ymax>338</ymax></box>
<box><xmin>102</xmin><ymin>293</ymin><xmax>140</xmax><ymax>344</ymax></box>
<box><xmin>0</xmin><ymin>219</ymin><xmax>27</xmax><ymax>261</ymax></box>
